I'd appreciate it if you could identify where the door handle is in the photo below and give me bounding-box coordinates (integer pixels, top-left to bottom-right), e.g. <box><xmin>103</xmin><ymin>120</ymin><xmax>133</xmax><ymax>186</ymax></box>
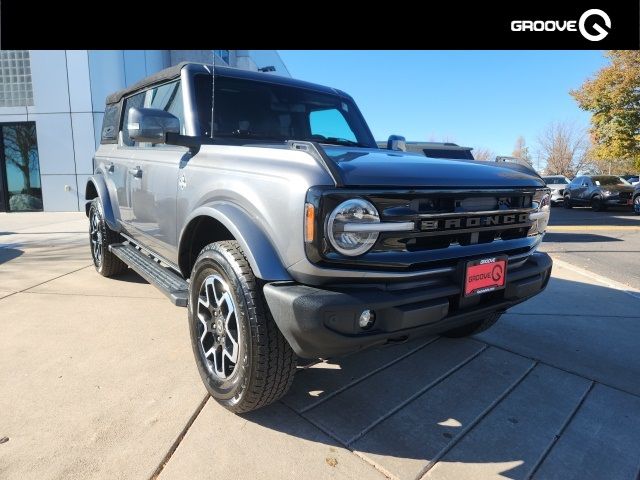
<box><xmin>128</xmin><ymin>166</ymin><xmax>143</xmax><ymax>178</ymax></box>
<box><xmin>106</xmin><ymin>162</ymin><xmax>115</xmax><ymax>173</ymax></box>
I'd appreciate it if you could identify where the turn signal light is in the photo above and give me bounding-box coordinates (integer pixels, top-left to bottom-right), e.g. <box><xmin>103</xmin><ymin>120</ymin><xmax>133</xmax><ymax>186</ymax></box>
<box><xmin>304</xmin><ymin>203</ymin><xmax>315</xmax><ymax>243</ymax></box>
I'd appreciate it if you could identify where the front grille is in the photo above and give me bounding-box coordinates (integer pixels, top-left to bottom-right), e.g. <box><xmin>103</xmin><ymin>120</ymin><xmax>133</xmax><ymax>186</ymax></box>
<box><xmin>372</xmin><ymin>190</ymin><xmax>536</xmax><ymax>253</ymax></box>
<box><xmin>307</xmin><ymin>187</ymin><xmax>543</xmax><ymax>272</ymax></box>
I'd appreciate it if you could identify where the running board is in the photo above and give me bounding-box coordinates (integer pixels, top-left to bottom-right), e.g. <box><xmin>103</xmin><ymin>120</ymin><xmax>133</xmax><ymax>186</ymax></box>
<box><xmin>109</xmin><ymin>243</ymin><xmax>189</xmax><ymax>307</ymax></box>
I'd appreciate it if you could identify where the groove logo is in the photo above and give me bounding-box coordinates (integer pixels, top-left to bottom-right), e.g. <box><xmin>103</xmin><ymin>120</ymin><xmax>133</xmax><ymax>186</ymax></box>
<box><xmin>511</xmin><ymin>9</ymin><xmax>611</xmax><ymax>42</ymax></box>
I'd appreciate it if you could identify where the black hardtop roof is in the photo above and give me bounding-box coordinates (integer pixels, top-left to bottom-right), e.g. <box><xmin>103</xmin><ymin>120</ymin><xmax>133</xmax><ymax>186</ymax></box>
<box><xmin>105</xmin><ymin>62</ymin><xmax>341</xmax><ymax>106</ymax></box>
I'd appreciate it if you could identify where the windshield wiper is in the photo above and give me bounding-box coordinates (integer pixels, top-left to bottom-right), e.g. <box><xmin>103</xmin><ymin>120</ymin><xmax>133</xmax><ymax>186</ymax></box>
<box><xmin>312</xmin><ymin>137</ymin><xmax>365</xmax><ymax>148</ymax></box>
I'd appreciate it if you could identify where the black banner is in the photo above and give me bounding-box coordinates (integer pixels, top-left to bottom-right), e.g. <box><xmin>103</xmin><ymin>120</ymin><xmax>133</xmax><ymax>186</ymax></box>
<box><xmin>1</xmin><ymin>1</ymin><xmax>638</xmax><ymax>49</ymax></box>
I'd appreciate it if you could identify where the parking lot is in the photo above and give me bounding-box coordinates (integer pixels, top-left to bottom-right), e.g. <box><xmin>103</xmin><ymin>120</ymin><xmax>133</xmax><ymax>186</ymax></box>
<box><xmin>1</xmin><ymin>210</ymin><xmax>640</xmax><ymax>480</ymax></box>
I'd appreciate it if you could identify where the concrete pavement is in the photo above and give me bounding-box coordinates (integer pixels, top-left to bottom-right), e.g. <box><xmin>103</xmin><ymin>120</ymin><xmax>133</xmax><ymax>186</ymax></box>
<box><xmin>1</xmin><ymin>212</ymin><xmax>640</xmax><ymax>480</ymax></box>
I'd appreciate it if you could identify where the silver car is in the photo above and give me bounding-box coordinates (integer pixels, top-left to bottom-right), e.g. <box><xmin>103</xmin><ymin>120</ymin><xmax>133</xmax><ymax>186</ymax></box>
<box><xmin>542</xmin><ymin>175</ymin><xmax>570</xmax><ymax>205</ymax></box>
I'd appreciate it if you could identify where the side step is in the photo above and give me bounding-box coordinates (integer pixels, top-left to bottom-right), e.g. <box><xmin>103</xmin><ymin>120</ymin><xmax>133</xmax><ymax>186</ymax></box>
<box><xmin>109</xmin><ymin>242</ymin><xmax>189</xmax><ymax>307</ymax></box>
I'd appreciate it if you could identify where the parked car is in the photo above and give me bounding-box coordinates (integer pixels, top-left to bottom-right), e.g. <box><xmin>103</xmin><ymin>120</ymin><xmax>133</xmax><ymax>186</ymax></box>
<box><xmin>563</xmin><ymin>175</ymin><xmax>634</xmax><ymax>211</ymax></box>
<box><xmin>633</xmin><ymin>183</ymin><xmax>640</xmax><ymax>214</ymax></box>
<box><xmin>627</xmin><ymin>176</ymin><xmax>639</xmax><ymax>186</ymax></box>
<box><xmin>542</xmin><ymin>175</ymin><xmax>570</xmax><ymax>206</ymax></box>
<box><xmin>85</xmin><ymin>63</ymin><xmax>552</xmax><ymax>413</ymax></box>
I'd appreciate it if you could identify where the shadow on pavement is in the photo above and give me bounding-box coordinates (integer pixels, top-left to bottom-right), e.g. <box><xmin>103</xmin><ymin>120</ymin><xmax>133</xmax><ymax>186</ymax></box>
<box><xmin>543</xmin><ymin>232</ymin><xmax>623</xmax><ymax>243</ymax></box>
<box><xmin>0</xmin><ymin>247</ymin><xmax>23</xmax><ymax>264</ymax></box>
<box><xmin>230</xmin><ymin>276</ymin><xmax>640</xmax><ymax>480</ymax></box>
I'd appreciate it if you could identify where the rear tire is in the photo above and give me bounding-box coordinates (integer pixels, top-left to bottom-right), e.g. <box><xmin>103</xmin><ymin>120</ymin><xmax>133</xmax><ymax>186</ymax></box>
<box><xmin>591</xmin><ymin>195</ymin><xmax>606</xmax><ymax>211</ymax></box>
<box><xmin>563</xmin><ymin>196</ymin><xmax>573</xmax><ymax>209</ymax></box>
<box><xmin>442</xmin><ymin>312</ymin><xmax>502</xmax><ymax>338</ymax></box>
<box><xmin>88</xmin><ymin>198</ymin><xmax>128</xmax><ymax>277</ymax></box>
<box><xmin>188</xmin><ymin>240</ymin><xmax>297</xmax><ymax>413</ymax></box>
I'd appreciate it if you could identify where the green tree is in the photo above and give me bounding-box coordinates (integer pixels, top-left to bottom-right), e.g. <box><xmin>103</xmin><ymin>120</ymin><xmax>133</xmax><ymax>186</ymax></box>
<box><xmin>571</xmin><ymin>51</ymin><xmax>640</xmax><ymax>171</ymax></box>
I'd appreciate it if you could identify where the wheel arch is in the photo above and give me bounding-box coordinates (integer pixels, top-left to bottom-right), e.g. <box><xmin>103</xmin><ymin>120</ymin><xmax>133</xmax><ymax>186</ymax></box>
<box><xmin>178</xmin><ymin>204</ymin><xmax>291</xmax><ymax>282</ymax></box>
<box><xmin>85</xmin><ymin>175</ymin><xmax>119</xmax><ymax>231</ymax></box>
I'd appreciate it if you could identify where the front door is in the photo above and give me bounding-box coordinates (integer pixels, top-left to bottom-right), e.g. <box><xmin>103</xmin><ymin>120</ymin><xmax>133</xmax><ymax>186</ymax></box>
<box><xmin>120</xmin><ymin>80</ymin><xmax>186</xmax><ymax>263</ymax></box>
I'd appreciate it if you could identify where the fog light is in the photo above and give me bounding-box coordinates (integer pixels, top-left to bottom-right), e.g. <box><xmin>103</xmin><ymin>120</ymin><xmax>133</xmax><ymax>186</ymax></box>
<box><xmin>359</xmin><ymin>309</ymin><xmax>375</xmax><ymax>329</ymax></box>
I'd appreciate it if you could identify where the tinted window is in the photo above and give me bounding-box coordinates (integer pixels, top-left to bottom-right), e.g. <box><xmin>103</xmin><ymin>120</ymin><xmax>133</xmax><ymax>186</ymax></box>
<box><xmin>569</xmin><ymin>177</ymin><xmax>582</xmax><ymax>187</ymax></box>
<box><xmin>101</xmin><ymin>103</ymin><xmax>119</xmax><ymax>144</ymax></box>
<box><xmin>195</xmin><ymin>75</ymin><xmax>376</xmax><ymax>147</ymax></box>
<box><xmin>543</xmin><ymin>176</ymin><xmax>568</xmax><ymax>184</ymax></box>
<box><xmin>122</xmin><ymin>81</ymin><xmax>184</xmax><ymax>147</ymax></box>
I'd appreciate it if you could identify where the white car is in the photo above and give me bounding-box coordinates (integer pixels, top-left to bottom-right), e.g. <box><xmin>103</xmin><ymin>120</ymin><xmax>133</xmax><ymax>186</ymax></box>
<box><xmin>542</xmin><ymin>176</ymin><xmax>571</xmax><ymax>205</ymax></box>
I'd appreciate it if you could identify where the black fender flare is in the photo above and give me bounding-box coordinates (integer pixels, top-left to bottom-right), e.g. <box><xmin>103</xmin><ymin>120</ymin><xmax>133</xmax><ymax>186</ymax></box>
<box><xmin>85</xmin><ymin>174</ymin><xmax>120</xmax><ymax>232</ymax></box>
<box><xmin>179</xmin><ymin>204</ymin><xmax>291</xmax><ymax>281</ymax></box>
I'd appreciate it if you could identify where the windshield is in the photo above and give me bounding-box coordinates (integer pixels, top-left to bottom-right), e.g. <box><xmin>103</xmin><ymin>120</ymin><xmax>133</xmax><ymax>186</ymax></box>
<box><xmin>195</xmin><ymin>74</ymin><xmax>376</xmax><ymax>148</ymax></box>
<box><xmin>592</xmin><ymin>176</ymin><xmax>630</xmax><ymax>186</ymax></box>
<box><xmin>543</xmin><ymin>176</ymin><xmax>568</xmax><ymax>184</ymax></box>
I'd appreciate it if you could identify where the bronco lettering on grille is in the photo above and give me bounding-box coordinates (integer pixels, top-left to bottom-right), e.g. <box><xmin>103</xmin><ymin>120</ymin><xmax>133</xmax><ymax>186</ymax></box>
<box><xmin>420</xmin><ymin>213</ymin><xmax>530</xmax><ymax>231</ymax></box>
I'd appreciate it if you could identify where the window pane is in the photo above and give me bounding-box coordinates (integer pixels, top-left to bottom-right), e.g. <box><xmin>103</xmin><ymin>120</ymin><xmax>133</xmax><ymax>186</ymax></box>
<box><xmin>0</xmin><ymin>50</ymin><xmax>33</xmax><ymax>107</ymax></box>
<box><xmin>309</xmin><ymin>108</ymin><xmax>357</xmax><ymax>142</ymax></box>
<box><xmin>2</xmin><ymin>122</ymin><xmax>42</xmax><ymax>211</ymax></box>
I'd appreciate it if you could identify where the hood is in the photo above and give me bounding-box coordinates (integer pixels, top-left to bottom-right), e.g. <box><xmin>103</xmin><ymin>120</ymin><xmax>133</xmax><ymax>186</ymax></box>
<box><xmin>322</xmin><ymin>147</ymin><xmax>545</xmax><ymax>188</ymax></box>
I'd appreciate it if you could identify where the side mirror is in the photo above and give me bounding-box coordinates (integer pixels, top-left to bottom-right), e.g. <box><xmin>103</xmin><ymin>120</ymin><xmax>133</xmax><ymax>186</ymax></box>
<box><xmin>387</xmin><ymin>135</ymin><xmax>406</xmax><ymax>152</ymax></box>
<box><xmin>128</xmin><ymin>107</ymin><xmax>180</xmax><ymax>144</ymax></box>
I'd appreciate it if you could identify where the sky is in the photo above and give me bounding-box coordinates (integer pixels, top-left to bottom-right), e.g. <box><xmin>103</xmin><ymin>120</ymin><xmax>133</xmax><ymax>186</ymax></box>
<box><xmin>278</xmin><ymin>50</ymin><xmax>607</xmax><ymax>166</ymax></box>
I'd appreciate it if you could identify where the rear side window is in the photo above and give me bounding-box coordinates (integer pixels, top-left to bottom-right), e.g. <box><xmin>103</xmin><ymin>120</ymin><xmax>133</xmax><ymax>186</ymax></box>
<box><xmin>101</xmin><ymin>104</ymin><xmax>119</xmax><ymax>144</ymax></box>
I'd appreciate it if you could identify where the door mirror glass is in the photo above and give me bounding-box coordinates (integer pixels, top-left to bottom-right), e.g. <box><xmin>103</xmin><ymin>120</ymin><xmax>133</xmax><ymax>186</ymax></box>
<box><xmin>127</xmin><ymin>107</ymin><xmax>180</xmax><ymax>144</ymax></box>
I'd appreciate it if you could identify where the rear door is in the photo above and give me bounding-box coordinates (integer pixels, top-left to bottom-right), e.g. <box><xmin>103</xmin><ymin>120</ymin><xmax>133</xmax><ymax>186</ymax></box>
<box><xmin>120</xmin><ymin>80</ymin><xmax>188</xmax><ymax>263</ymax></box>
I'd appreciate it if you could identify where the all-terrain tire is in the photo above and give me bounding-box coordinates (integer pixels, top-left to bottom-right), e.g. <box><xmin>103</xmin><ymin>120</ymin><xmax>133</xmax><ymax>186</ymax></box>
<box><xmin>88</xmin><ymin>198</ymin><xmax>128</xmax><ymax>277</ymax></box>
<box><xmin>442</xmin><ymin>312</ymin><xmax>502</xmax><ymax>338</ymax></box>
<box><xmin>188</xmin><ymin>240</ymin><xmax>297</xmax><ymax>413</ymax></box>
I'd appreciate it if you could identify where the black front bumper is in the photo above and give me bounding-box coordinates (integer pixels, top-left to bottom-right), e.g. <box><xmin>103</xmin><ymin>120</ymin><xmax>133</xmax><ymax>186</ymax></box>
<box><xmin>264</xmin><ymin>252</ymin><xmax>552</xmax><ymax>358</ymax></box>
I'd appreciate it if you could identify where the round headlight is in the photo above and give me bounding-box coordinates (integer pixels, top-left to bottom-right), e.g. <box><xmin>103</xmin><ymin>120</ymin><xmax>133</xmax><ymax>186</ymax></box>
<box><xmin>327</xmin><ymin>199</ymin><xmax>380</xmax><ymax>256</ymax></box>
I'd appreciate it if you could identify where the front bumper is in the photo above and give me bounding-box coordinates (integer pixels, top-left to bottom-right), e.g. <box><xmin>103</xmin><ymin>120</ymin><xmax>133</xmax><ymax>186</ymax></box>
<box><xmin>264</xmin><ymin>252</ymin><xmax>552</xmax><ymax>358</ymax></box>
<box><xmin>550</xmin><ymin>190</ymin><xmax>564</xmax><ymax>203</ymax></box>
<box><xmin>604</xmin><ymin>194</ymin><xmax>633</xmax><ymax>207</ymax></box>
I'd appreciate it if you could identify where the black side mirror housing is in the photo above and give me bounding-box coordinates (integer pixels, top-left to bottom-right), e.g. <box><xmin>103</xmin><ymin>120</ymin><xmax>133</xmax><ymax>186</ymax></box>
<box><xmin>387</xmin><ymin>135</ymin><xmax>406</xmax><ymax>152</ymax></box>
<box><xmin>128</xmin><ymin>107</ymin><xmax>180</xmax><ymax>144</ymax></box>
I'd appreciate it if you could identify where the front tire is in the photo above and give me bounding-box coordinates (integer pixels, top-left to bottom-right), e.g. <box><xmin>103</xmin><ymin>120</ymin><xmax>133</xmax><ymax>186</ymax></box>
<box><xmin>442</xmin><ymin>312</ymin><xmax>502</xmax><ymax>338</ymax></box>
<box><xmin>188</xmin><ymin>240</ymin><xmax>296</xmax><ymax>413</ymax></box>
<box><xmin>563</xmin><ymin>196</ymin><xmax>573</xmax><ymax>209</ymax></box>
<box><xmin>633</xmin><ymin>195</ymin><xmax>640</xmax><ymax>215</ymax></box>
<box><xmin>88</xmin><ymin>198</ymin><xmax>128</xmax><ymax>277</ymax></box>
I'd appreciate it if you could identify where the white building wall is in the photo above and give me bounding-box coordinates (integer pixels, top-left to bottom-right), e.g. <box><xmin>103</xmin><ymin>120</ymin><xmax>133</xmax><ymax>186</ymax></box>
<box><xmin>0</xmin><ymin>50</ymin><xmax>287</xmax><ymax>212</ymax></box>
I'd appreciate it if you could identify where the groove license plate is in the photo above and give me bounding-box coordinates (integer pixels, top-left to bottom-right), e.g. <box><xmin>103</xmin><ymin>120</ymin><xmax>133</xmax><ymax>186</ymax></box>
<box><xmin>464</xmin><ymin>256</ymin><xmax>507</xmax><ymax>297</ymax></box>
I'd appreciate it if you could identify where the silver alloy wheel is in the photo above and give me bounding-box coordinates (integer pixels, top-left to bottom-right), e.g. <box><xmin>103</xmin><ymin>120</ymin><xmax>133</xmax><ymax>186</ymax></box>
<box><xmin>197</xmin><ymin>274</ymin><xmax>241</xmax><ymax>379</ymax></box>
<box><xmin>90</xmin><ymin>208</ymin><xmax>102</xmax><ymax>266</ymax></box>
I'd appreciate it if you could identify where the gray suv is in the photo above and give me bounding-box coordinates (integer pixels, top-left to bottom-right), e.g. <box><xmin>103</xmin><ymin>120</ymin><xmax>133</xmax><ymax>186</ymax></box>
<box><xmin>86</xmin><ymin>63</ymin><xmax>552</xmax><ymax>412</ymax></box>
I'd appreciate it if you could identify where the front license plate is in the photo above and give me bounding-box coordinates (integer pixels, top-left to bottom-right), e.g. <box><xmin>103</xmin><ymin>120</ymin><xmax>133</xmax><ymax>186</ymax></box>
<box><xmin>464</xmin><ymin>256</ymin><xmax>507</xmax><ymax>297</ymax></box>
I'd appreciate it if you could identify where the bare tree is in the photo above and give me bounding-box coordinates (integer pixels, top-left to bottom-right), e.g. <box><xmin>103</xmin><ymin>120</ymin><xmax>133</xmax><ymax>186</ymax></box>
<box><xmin>511</xmin><ymin>136</ymin><xmax>533</xmax><ymax>166</ymax></box>
<box><xmin>536</xmin><ymin>122</ymin><xmax>592</xmax><ymax>177</ymax></box>
<box><xmin>473</xmin><ymin>147</ymin><xmax>496</xmax><ymax>161</ymax></box>
<box><xmin>3</xmin><ymin>124</ymin><xmax>39</xmax><ymax>194</ymax></box>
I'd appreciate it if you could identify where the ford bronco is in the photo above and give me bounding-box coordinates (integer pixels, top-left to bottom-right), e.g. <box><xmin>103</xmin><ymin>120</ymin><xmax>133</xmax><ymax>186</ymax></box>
<box><xmin>85</xmin><ymin>62</ymin><xmax>552</xmax><ymax>412</ymax></box>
